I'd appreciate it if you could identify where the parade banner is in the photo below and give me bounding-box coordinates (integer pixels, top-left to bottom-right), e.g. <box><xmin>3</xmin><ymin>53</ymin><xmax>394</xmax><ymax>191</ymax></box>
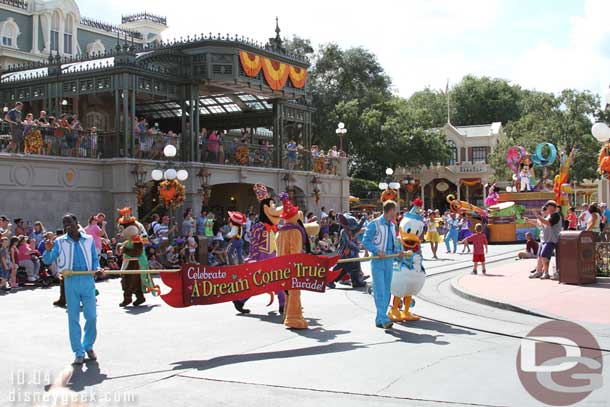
<box><xmin>160</xmin><ymin>254</ymin><xmax>341</xmax><ymax>308</ymax></box>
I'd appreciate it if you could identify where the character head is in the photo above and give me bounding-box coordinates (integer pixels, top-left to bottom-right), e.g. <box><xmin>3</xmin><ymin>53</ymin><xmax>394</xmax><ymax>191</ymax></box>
<box><xmin>121</xmin><ymin>225</ymin><xmax>141</xmax><ymax>242</ymax></box>
<box><xmin>446</xmin><ymin>194</ymin><xmax>462</xmax><ymax>213</ymax></box>
<box><xmin>399</xmin><ymin>201</ymin><xmax>424</xmax><ymax>251</ymax></box>
<box><xmin>380</xmin><ymin>187</ymin><xmax>398</xmax><ymax>203</ymax></box>
<box><xmin>338</xmin><ymin>212</ymin><xmax>366</xmax><ymax>234</ymax></box>
<box><xmin>279</xmin><ymin>192</ymin><xmax>299</xmax><ymax>224</ymax></box>
<box><xmin>254</xmin><ymin>183</ymin><xmax>282</xmax><ymax>226</ymax></box>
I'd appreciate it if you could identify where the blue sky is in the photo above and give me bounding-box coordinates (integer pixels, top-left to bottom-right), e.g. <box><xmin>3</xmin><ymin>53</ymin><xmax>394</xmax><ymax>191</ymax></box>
<box><xmin>80</xmin><ymin>0</ymin><xmax>610</xmax><ymax>100</ymax></box>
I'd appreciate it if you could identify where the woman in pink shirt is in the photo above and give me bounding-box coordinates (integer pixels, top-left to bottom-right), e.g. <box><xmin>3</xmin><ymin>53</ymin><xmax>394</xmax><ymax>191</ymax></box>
<box><xmin>16</xmin><ymin>236</ymin><xmax>40</xmax><ymax>282</ymax></box>
<box><xmin>84</xmin><ymin>215</ymin><xmax>104</xmax><ymax>252</ymax></box>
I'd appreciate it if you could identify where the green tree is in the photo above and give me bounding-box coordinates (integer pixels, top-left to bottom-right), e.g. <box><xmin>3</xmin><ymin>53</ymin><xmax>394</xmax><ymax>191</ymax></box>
<box><xmin>404</xmin><ymin>88</ymin><xmax>449</xmax><ymax>128</ymax></box>
<box><xmin>451</xmin><ymin>75</ymin><xmax>523</xmax><ymax>126</ymax></box>
<box><xmin>488</xmin><ymin>89</ymin><xmax>600</xmax><ymax>182</ymax></box>
<box><xmin>283</xmin><ymin>35</ymin><xmax>315</xmax><ymax>60</ymax></box>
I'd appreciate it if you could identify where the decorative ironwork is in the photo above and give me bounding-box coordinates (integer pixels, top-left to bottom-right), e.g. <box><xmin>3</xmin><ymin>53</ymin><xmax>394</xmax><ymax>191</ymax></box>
<box><xmin>122</xmin><ymin>12</ymin><xmax>167</xmax><ymax>26</ymax></box>
<box><xmin>80</xmin><ymin>17</ymin><xmax>143</xmax><ymax>39</ymax></box>
<box><xmin>267</xmin><ymin>17</ymin><xmax>286</xmax><ymax>54</ymax></box>
<box><xmin>595</xmin><ymin>242</ymin><xmax>610</xmax><ymax>277</ymax></box>
<box><xmin>0</xmin><ymin>0</ymin><xmax>28</xmax><ymax>9</ymax></box>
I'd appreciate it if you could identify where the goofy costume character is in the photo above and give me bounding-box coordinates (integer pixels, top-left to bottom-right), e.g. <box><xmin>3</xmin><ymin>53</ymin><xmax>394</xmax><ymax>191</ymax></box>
<box><xmin>362</xmin><ymin>203</ymin><xmax>401</xmax><ymax>329</ymax></box>
<box><xmin>233</xmin><ymin>183</ymin><xmax>285</xmax><ymax>314</ymax></box>
<box><xmin>43</xmin><ymin>223</ymin><xmax>99</xmax><ymax>362</ymax></box>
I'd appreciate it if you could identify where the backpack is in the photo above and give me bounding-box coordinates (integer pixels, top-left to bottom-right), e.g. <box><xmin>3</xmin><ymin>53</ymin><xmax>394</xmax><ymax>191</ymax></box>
<box><xmin>148</xmin><ymin>221</ymin><xmax>159</xmax><ymax>237</ymax></box>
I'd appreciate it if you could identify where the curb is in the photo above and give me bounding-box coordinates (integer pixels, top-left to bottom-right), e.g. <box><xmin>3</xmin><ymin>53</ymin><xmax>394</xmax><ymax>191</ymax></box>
<box><xmin>450</xmin><ymin>274</ymin><xmax>557</xmax><ymax>320</ymax></box>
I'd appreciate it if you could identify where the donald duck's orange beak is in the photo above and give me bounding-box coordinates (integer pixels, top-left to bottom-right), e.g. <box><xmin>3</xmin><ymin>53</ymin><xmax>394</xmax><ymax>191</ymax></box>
<box><xmin>400</xmin><ymin>232</ymin><xmax>420</xmax><ymax>250</ymax></box>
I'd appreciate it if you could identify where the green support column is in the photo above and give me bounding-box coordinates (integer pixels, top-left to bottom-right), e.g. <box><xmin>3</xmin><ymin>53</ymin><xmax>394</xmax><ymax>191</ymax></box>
<box><xmin>114</xmin><ymin>85</ymin><xmax>120</xmax><ymax>157</ymax></box>
<box><xmin>131</xmin><ymin>75</ymin><xmax>137</xmax><ymax>158</ymax></box>
<box><xmin>123</xmin><ymin>75</ymin><xmax>129</xmax><ymax>158</ymax></box>
<box><xmin>180</xmin><ymin>86</ymin><xmax>187</xmax><ymax>163</ymax></box>
<box><xmin>194</xmin><ymin>88</ymin><xmax>201</xmax><ymax>162</ymax></box>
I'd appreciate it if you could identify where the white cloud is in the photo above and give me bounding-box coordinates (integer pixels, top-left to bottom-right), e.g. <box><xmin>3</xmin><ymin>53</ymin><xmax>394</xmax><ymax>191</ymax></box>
<box><xmin>510</xmin><ymin>0</ymin><xmax>610</xmax><ymax>101</ymax></box>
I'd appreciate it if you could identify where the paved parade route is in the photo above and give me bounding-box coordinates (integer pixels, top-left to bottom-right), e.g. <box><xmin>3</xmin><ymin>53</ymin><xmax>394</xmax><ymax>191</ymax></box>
<box><xmin>2</xmin><ymin>244</ymin><xmax>609</xmax><ymax>406</ymax></box>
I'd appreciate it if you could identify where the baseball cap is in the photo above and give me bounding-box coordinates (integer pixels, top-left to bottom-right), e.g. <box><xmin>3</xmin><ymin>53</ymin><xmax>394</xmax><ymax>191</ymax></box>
<box><xmin>545</xmin><ymin>200</ymin><xmax>558</xmax><ymax>207</ymax></box>
<box><xmin>0</xmin><ymin>215</ymin><xmax>8</xmax><ymax>221</ymax></box>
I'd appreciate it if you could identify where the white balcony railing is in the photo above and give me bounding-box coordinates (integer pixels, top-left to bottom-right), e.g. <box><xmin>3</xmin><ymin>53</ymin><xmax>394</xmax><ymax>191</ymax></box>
<box><xmin>446</xmin><ymin>161</ymin><xmax>490</xmax><ymax>174</ymax></box>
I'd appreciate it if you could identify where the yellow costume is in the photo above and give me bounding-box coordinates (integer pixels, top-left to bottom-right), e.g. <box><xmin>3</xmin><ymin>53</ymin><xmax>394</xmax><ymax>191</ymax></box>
<box><xmin>424</xmin><ymin>218</ymin><xmax>443</xmax><ymax>243</ymax></box>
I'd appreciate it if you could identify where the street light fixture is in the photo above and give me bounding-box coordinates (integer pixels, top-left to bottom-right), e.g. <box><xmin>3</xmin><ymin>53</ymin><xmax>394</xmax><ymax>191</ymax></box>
<box><xmin>151</xmin><ymin>143</ymin><xmax>188</xmax><ymax>243</ymax></box>
<box><xmin>336</xmin><ymin>122</ymin><xmax>347</xmax><ymax>152</ymax></box>
<box><xmin>591</xmin><ymin>122</ymin><xmax>610</xmax><ymax>142</ymax></box>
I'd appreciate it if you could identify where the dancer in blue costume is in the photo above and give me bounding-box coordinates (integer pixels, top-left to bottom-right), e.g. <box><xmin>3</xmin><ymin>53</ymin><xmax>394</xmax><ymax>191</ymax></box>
<box><xmin>362</xmin><ymin>200</ymin><xmax>405</xmax><ymax>329</ymax></box>
<box><xmin>43</xmin><ymin>213</ymin><xmax>101</xmax><ymax>365</ymax></box>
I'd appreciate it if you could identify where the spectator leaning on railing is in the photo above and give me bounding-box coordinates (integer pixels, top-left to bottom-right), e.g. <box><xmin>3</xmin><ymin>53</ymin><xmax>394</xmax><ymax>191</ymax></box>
<box><xmin>4</xmin><ymin>101</ymin><xmax>23</xmax><ymax>151</ymax></box>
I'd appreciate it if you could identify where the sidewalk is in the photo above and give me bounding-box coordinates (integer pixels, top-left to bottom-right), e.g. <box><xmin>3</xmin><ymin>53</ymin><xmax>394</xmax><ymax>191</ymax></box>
<box><xmin>453</xmin><ymin>259</ymin><xmax>610</xmax><ymax>325</ymax></box>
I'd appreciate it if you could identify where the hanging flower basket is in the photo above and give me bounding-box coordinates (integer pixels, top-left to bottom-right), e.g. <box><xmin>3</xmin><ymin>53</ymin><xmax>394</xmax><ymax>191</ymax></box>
<box><xmin>159</xmin><ymin>179</ymin><xmax>186</xmax><ymax>209</ymax></box>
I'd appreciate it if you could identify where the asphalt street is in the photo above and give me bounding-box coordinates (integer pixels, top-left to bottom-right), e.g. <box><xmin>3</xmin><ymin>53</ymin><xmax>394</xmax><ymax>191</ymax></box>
<box><xmin>1</xmin><ymin>243</ymin><xmax>609</xmax><ymax>407</ymax></box>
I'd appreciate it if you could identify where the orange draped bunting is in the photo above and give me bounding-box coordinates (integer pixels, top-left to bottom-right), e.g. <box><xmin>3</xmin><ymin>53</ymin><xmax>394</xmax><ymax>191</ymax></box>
<box><xmin>261</xmin><ymin>58</ymin><xmax>290</xmax><ymax>91</ymax></box>
<box><xmin>239</xmin><ymin>50</ymin><xmax>307</xmax><ymax>91</ymax></box>
<box><xmin>288</xmin><ymin>66</ymin><xmax>307</xmax><ymax>88</ymax></box>
<box><xmin>239</xmin><ymin>51</ymin><xmax>262</xmax><ymax>77</ymax></box>
<box><xmin>460</xmin><ymin>178</ymin><xmax>481</xmax><ymax>187</ymax></box>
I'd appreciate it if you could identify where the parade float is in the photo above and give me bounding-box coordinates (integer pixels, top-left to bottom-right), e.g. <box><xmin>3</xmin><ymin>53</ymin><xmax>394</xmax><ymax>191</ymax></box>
<box><xmin>483</xmin><ymin>143</ymin><xmax>574</xmax><ymax>242</ymax></box>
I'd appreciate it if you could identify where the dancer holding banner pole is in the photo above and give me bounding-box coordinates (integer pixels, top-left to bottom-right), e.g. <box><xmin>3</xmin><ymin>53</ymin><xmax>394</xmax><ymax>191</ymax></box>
<box><xmin>43</xmin><ymin>213</ymin><xmax>102</xmax><ymax>365</ymax></box>
<box><xmin>362</xmin><ymin>200</ymin><xmax>405</xmax><ymax>329</ymax></box>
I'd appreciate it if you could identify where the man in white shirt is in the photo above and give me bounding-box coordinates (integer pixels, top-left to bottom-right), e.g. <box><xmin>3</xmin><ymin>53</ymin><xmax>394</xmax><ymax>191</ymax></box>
<box><xmin>578</xmin><ymin>203</ymin><xmax>590</xmax><ymax>230</ymax></box>
<box><xmin>320</xmin><ymin>207</ymin><xmax>328</xmax><ymax>219</ymax></box>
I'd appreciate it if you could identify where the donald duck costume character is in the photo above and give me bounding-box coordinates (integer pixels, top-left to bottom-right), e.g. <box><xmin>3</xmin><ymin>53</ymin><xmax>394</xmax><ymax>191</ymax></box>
<box><xmin>389</xmin><ymin>199</ymin><xmax>426</xmax><ymax>322</ymax></box>
<box><xmin>362</xmin><ymin>200</ymin><xmax>404</xmax><ymax>329</ymax></box>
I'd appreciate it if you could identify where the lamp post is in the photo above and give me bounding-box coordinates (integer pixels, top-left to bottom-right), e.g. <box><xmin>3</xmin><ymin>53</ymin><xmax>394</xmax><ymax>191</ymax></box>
<box><xmin>197</xmin><ymin>167</ymin><xmax>212</xmax><ymax>207</ymax></box>
<box><xmin>151</xmin><ymin>144</ymin><xmax>189</xmax><ymax>242</ymax></box>
<box><xmin>592</xmin><ymin>122</ymin><xmax>610</xmax><ymax>202</ymax></box>
<box><xmin>61</xmin><ymin>98</ymin><xmax>68</xmax><ymax>114</ymax></box>
<box><xmin>379</xmin><ymin>167</ymin><xmax>401</xmax><ymax>211</ymax></box>
<box><xmin>335</xmin><ymin>122</ymin><xmax>347</xmax><ymax>152</ymax></box>
<box><xmin>131</xmin><ymin>163</ymin><xmax>147</xmax><ymax>207</ymax></box>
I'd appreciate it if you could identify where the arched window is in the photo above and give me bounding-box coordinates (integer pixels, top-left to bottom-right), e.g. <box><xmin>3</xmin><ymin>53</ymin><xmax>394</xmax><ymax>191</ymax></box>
<box><xmin>1</xmin><ymin>18</ymin><xmax>20</xmax><ymax>48</ymax></box>
<box><xmin>447</xmin><ymin>140</ymin><xmax>458</xmax><ymax>165</ymax></box>
<box><xmin>50</xmin><ymin>11</ymin><xmax>60</xmax><ymax>52</ymax></box>
<box><xmin>64</xmin><ymin>14</ymin><xmax>73</xmax><ymax>54</ymax></box>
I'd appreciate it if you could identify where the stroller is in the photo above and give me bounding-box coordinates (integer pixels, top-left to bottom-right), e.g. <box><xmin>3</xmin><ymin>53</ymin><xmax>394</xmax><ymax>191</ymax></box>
<box><xmin>16</xmin><ymin>256</ymin><xmax>59</xmax><ymax>287</ymax></box>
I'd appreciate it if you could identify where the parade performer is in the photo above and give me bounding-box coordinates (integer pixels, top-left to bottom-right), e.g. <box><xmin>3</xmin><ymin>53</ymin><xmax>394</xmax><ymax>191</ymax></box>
<box><xmin>444</xmin><ymin>213</ymin><xmax>459</xmax><ymax>253</ymax></box>
<box><xmin>43</xmin><ymin>213</ymin><xmax>100</xmax><ymax>365</ymax></box>
<box><xmin>117</xmin><ymin>209</ymin><xmax>155</xmax><ymax>307</ymax></box>
<box><xmin>424</xmin><ymin>209</ymin><xmax>442</xmax><ymax>259</ymax></box>
<box><xmin>329</xmin><ymin>213</ymin><xmax>366</xmax><ymax>289</ymax></box>
<box><xmin>232</xmin><ymin>184</ymin><xmax>285</xmax><ymax>314</ymax></box>
<box><xmin>276</xmin><ymin>192</ymin><xmax>310</xmax><ymax>329</ymax></box>
<box><xmin>388</xmin><ymin>199</ymin><xmax>425</xmax><ymax>322</ymax></box>
<box><xmin>363</xmin><ymin>200</ymin><xmax>403</xmax><ymax>329</ymax></box>
<box><xmin>458</xmin><ymin>216</ymin><xmax>472</xmax><ymax>253</ymax></box>
<box><xmin>554</xmin><ymin>147</ymin><xmax>575</xmax><ymax>205</ymax></box>
<box><xmin>484</xmin><ymin>183</ymin><xmax>499</xmax><ymax>207</ymax></box>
